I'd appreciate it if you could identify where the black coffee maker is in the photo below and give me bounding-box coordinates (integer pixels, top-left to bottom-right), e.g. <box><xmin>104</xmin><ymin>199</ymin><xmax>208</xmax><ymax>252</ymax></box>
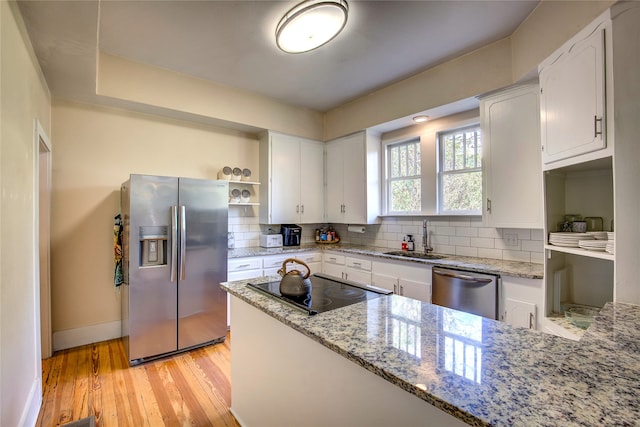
<box><xmin>281</xmin><ymin>224</ymin><xmax>302</xmax><ymax>246</ymax></box>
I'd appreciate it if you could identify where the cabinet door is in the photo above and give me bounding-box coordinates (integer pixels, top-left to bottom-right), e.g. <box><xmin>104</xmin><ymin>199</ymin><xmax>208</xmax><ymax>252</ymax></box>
<box><xmin>325</xmin><ymin>142</ymin><xmax>345</xmax><ymax>222</ymax></box>
<box><xmin>270</xmin><ymin>134</ymin><xmax>302</xmax><ymax>224</ymax></box>
<box><xmin>299</xmin><ymin>140</ymin><xmax>325</xmax><ymax>223</ymax></box>
<box><xmin>504</xmin><ymin>298</ymin><xmax>537</xmax><ymax>330</ymax></box>
<box><xmin>371</xmin><ymin>272</ymin><xmax>398</xmax><ymax>293</ymax></box>
<box><xmin>540</xmin><ymin>27</ymin><xmax>606</xmax><ymax>164</ymax></box>
<box><xmin>322</xmin><ymin>262</ymin><xmax>345</xmax><ymax>280</ymax></box>
<box><xmin>482</xmin><ymin>84</ymin><xmax>542</xmax><ymax>228</ymax></box>
<box><xmin>341</xmin><ymin>134</ymin><xmax>366</xmax><ymax>224</ymax></box>
<box><xmin>398</xmin><ymin>278</ymin><xmax>430</xmax><ymax>303</ymax></box>
<box><xmin>345</xmin><ymin>269</ymin><xmax>371</xmax><ymax>286</ymax></box>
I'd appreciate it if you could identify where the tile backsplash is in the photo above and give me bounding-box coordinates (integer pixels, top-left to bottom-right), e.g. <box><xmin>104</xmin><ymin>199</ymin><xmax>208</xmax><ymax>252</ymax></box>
<box><xmin>228</xmin><ymin>214</ymin><xmax>544</xmax><ymax>264</ymax></box>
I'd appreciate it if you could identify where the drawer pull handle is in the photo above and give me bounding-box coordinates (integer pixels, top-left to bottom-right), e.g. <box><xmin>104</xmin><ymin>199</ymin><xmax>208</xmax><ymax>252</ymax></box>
<box><xmin>237</xmin><ymin>264</ymin><xmax>250</xmax><ymax>268</ymax></box>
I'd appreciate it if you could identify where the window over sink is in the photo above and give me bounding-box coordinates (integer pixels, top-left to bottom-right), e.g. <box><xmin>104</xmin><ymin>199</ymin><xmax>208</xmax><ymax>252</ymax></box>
<box><xmin>385</xmin><ymin>138</ymin><xmax>421</xmax><ymax>214</ymax></box>
<box><xmin>437</xmin><ymin>124</ymin><xmax>482</xmax><ymax>215</ymax></box>
<box><xmin>380</xmin><ymin>109</ymin><xmax>481</xmax><ymax>216</ymax></box>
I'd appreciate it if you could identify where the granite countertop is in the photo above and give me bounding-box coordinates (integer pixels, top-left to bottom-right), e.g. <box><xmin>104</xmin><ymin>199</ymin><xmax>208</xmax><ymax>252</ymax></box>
<box><xmin>222</xmin><ymin>277</ymin><xmax>640</xmax><ymax>426</ymax></box>
<box><xmin>229</xmin><ymin>243</ymin><xmax>544</xmax><ymax>279</ymax></box>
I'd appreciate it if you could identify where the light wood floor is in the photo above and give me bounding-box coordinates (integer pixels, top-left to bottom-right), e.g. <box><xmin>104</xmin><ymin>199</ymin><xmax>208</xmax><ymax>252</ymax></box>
<box><xmin>36</xmin><ymin>333</ymin><xmax>240</xmax><ymax>427</ymax></box>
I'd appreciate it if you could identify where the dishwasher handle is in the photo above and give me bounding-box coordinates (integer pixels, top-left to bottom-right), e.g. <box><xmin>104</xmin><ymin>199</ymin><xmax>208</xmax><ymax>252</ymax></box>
<box><xmin>433</xmin><ymin>268</ymin><xmax>493</xmax><ymax>284</ymax></box>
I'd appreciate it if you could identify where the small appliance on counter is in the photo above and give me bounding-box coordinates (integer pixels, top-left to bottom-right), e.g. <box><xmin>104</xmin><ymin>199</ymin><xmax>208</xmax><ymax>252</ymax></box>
<box><xmin>281</xmin><ymin>224</ymin><xmax>302</xmax><ymax>246</ymax></box>
<box><xmin>260</xmin><ymin>233</ymin><xmax>283</xmax><ymax>248</ymax></box>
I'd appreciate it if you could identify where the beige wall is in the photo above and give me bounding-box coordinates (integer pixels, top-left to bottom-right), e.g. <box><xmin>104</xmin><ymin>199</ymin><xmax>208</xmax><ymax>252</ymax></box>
<box><xmin>1</xmin><ymin>1</ymin><xmax>51</xmax><ymax>425</ymax></box>
<box><xmin>510</xmin><ymin>0</ymin><xmax>614</xmax><ymax>82</ymax></box>
<box><xmin>97</xmin><ymin>53</ymin><xmax>325</xmax><ymax>141</ymax></box>
<box><xmin>325</xmin><ymin>39</ymin><xmax>512</xmax><ymax>141</ymax></box>
<box><xmin>50</xmin><ymin>100</ymin><xmax>259</xmax><ymax>344</ymax></box>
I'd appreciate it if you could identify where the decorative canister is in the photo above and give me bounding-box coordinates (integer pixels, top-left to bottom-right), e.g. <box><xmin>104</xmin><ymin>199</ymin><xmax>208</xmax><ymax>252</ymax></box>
<box><xmin>572</xmin><ymin>221</ymin><xmax>587</xmax><ymax>233</ymax></box>
<box><xmin>217</xmin><ymin>166</ymin><xmax>232</xmax><ymax>180</ymax></box>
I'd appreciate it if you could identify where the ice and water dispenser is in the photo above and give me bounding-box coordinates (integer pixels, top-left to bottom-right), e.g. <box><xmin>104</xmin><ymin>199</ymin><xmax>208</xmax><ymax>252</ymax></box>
<box><xmin>139</xmin><ymin>225</ymin><xmax>168</xmax><ymax>267</ymax></box>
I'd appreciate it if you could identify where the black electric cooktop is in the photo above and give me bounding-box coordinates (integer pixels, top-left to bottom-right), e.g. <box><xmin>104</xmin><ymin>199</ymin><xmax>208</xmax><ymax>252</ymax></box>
<box><xmin>247</xmin><ymin>273</ymin><xmax>391</xmax><ymax>315</ymax></box>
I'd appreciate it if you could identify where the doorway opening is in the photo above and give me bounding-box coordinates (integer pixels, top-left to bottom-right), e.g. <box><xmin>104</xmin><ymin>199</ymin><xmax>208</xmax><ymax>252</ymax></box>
<box><xmin>36</xmin><ymin>120</ymin><xmax>52</xmax><ymax>359</ymax></box>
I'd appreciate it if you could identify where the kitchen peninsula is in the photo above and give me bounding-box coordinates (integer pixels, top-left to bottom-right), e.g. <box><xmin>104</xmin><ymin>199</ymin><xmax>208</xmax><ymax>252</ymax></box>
<box><xmin>222</xmin><ymin>276</ymin><xmax>640</xmax><ymax>426</ymax></box>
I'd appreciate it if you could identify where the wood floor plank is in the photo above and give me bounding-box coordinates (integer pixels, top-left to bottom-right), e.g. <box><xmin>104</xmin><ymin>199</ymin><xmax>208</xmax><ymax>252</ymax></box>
<box><xmin>112</xmin><ymin>340</ymin><xmax>146</xmax><ymax>427</ymax></box>
<box><xmin>70</xmin><ymin>344</ymin><xmax>89</xmax><ymax>421</ymax></box>
<box><xmin>55</xmin><ymin>344</ymin><xmax>79</xmax><ymax>425</ymax></box>
<box><xmin>128</xmin><ymin>363</ymin><xmax>164</xmax><ymax>427</ymax></box>
<box><xmin>37</xmin><ymin>333</ymin><xmax>238</xmax><ymax>426</ymax></box>
<box><xmin>37</xmin><ymin>350</ymin><xmax>63</xmax><ymax>426</ymax></box>
<box><xmin>181</xmin><ymin>349</ymin><xmax>239</xmax><ymax>427</ymax></box>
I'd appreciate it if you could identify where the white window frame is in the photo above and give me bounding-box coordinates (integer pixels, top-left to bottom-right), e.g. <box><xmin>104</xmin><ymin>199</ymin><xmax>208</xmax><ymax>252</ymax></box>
<box><xmin>437</xmin><ymin>124</ymin><xmax>482</xmax><ymax>215</ymax></box>
<box><xmin>384</xmin><ymin>137</ymin><xmax>422</xmax><ymax>215</ymax></box>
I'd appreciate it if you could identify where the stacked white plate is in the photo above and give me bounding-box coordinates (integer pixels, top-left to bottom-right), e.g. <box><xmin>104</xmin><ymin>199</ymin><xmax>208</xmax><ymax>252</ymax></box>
<box><xmin>549</xmin><ymin>232</ymin><xmax>593</xmax><ymax>247</ymax></box>
<box><xmin>578</xmin><ymin>239</ymin><xmax>608</xmax><ymax>251</ymax></box>
<box><xmin>606</xmin><ymin>232</ymin><xmax>615</xmax><ymax>254</ymax></box>
<box><xmin>586</xmin><ymin>231</ymin><xmax>608</xmax><ymax>240</ymax></box>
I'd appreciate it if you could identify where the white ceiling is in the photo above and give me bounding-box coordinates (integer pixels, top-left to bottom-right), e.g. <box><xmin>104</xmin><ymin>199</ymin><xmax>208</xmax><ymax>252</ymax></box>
<box><xmin>18</xmin><ymin>0</ymin><xmax>539</xmax><ymax>128</ymax></box>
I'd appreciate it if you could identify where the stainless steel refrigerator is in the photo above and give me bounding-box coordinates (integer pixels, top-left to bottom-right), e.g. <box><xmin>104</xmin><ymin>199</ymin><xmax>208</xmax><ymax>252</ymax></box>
<box><xmin>121</xmin><ymin>174</ymin><xmax>228</xmax><ymax>365</ymax></box>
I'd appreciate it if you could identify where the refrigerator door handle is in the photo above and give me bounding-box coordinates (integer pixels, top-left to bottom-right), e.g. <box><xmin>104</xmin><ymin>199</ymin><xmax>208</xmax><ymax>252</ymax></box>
<box><xmin>170</xmin><ymin>205</ymin><xmax>178</xmax><ymax>283</ymax></box>
<box><xmin>179</xmin><ymin>205</ymin><xmax>187</xmax><ymax>280</ymax></box>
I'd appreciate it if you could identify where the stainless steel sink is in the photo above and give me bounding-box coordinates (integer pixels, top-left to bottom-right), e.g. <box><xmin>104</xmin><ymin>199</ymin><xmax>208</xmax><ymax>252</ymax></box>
<box><xmin>383</xmin><ymin>251</ymin><xmax>447</xmax><ymax>260</ymax></box>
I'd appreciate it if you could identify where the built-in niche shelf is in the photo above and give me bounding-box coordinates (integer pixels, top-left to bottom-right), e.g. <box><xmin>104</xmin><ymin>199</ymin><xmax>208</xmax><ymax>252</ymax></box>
<box><xmin>228</xmin><ymin>181</ymin><xmax>260</xmax><ymax>206</ymax></box>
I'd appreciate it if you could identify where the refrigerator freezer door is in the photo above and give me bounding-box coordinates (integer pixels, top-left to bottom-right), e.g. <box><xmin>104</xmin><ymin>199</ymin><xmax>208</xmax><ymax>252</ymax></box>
<box><xmin>177</xmin><ymin>178</ymin><xmax>228</xmax><ymax>350</ymax></box>
<box><xmin>126</xmin><ymin>174</ymin><xmax>179</xmax><ymax>361</ymax></box>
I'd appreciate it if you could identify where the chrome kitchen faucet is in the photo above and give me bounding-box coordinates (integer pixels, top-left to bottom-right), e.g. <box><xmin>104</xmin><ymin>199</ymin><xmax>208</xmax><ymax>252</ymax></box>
<box><xmin>423</xmin><ymin>219</ymin><xmax>433</xmax><ymax>253</ymax></box>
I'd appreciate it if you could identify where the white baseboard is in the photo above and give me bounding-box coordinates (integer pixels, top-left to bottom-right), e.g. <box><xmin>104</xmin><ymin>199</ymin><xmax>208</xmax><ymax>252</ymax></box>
<box><xmin>53</xmin><ymin>320</ymin><xmax>121</xmax><ymax>351</ymax></box>
<box><xmin>19</xmin><ymin>375</ymin><xmax>42</xmax><ymax>427</ymax></box>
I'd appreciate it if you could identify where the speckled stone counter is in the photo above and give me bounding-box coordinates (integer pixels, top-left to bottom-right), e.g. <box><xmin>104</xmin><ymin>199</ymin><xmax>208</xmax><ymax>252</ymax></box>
<box><xmin>222</xmin><ymin>276</ymin><xmax>640</xmax><ymax>426</ymax></box>
<box><xmin>229</xmin><ymin>243</ymin><xmax>544</xmax><ymax>279</ymax></box>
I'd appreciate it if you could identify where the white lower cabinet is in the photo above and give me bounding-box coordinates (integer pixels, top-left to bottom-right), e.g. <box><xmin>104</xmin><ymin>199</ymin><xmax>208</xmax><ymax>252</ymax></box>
<box><xmin>227</xmin><ymin>252</ymin><xmax>321</xmax><ymax>326</ymax></box>
<box><xmin>322</xmin><ymin>252</ymin><xmax>346</xmax><ymax>279</ymax></box>
<box><xmin>261</xmin><ymin>252</ymin><xmax>321</xmax><ymax>277</ymax></box>
<box><xmin>228</xmin><ymin>257</ymin><xmax>262</xmax><ymax>278</ymax></box>
<box><xmin>500</xmin><ymin>276</ymin><xmax>543</xmax><ymax>330</ymax></box>
<box><xmin>322</xmin><ymin>252</ymin><xmax>372</xmax><ymax>285</ymax></box>
<box><xmin>504</xmin><ymin>299</ymin><xmax>537</xmax><ymax>330</ymax></box>
<box><xmin>371</xmin><ymin>260</ymin><xmax>431</xmax><ymax>303</ymax></box>
<box><xmin>227</xmin><ymin>257</ymin><xmax>263</xmax><ymax>327</ymax></box>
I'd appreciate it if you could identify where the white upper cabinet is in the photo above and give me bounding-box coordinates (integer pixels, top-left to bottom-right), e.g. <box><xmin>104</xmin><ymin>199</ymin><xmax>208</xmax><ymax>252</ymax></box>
<box><xmin>539</xmin><ymin>17</ymin><xmax>610</xmax><ymax>168</ymax></box>
<box><xmin>325</xmin><ymin>131</ymin><xmax>380</xmax><ymax>224</ymax></box>
<box><xmin>481</xmin><ymin>83</ymin><xmax>543</xmax><ymax>229</ymax></box>
<box><xmin>259</xmin><ymin>131</ymin><xmax>324</xmax><ymax>224</ymax></box>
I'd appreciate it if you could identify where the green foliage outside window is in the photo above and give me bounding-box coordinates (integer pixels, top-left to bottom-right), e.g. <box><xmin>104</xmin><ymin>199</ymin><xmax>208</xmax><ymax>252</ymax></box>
<box><xmin>388</xmin><ymin>139</ymin><xmax>421</xmax><ymax>213</ymax></box>
<box><xmin>440</xmin><ymin>126</ymin><xmax>482</xmax><ymax>213</ymax></box>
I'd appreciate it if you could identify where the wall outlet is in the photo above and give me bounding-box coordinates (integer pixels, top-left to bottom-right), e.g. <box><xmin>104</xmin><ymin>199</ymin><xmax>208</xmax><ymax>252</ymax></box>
<box><xmin>504</xmin><ymin>233</ymin><xmax>518</xmax><ymax>246</ymax></box>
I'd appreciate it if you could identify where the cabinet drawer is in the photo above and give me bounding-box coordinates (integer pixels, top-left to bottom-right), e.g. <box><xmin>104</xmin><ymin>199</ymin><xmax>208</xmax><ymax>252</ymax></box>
<box><xmin>297</xmin><ymin>252</ymin><xmax>322</xmax><ymax>264</ymax></box>
<box><xmin>262</xmin><ymin>254</ymin><xmax>291</xmax><ymax>269</ymax></box>
<box><xmin>346</xmin><ymin>257</ymin><xmax>371</xmax><ymax>271</ymax></box>
<box><xmin>228</xmin><ymin>269</ymin><xmax>262</xmax><ymax>281</ymax></box>
<box><xmin>228</xmin><ymin>258</ymin><xmax>262</xmax><ymax>272</ymax></box>
<box><xmin>323</xmin><ymin>253</ymin><xmax>345</xmax><ymax>265</ymax></box>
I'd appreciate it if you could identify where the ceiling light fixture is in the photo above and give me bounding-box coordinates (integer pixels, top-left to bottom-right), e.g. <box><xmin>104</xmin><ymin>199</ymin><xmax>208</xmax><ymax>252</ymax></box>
<box><xmin>413</xmin><ymin>115</ymin><xmax>429</xmax><ymax>123</ymax></box>
<box><xmin>276</xmin><ymin>0</ymin><xmax>349</xmax><ymax>54</ymax></box>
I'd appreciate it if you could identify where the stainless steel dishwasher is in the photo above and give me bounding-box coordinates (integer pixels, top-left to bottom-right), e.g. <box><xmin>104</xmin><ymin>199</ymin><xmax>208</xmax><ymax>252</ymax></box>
<box><xmin>432</xmin><ymin>267</ymin><xmax>499</xmax><ymax>320</ymax></box>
